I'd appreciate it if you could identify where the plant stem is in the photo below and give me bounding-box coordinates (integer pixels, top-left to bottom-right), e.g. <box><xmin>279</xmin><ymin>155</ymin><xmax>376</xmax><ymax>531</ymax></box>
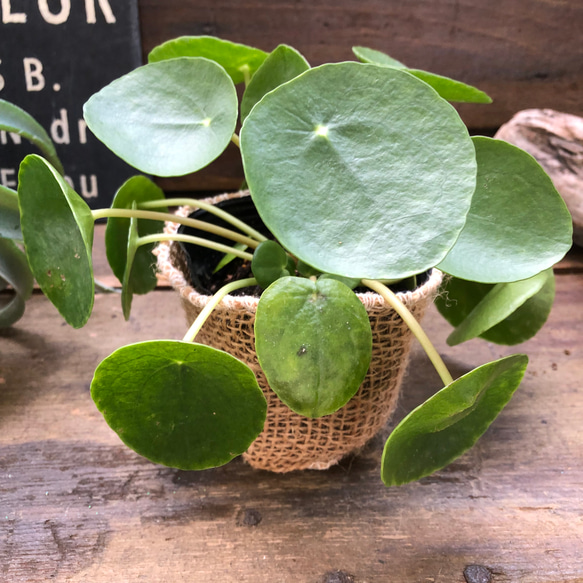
<box><xmin>138</xmin><ymin>198</ymin><xmax>268</xmax><ymax>243</ymax></box>
<box><xmin>239</xmin><ymin>64</ymin><xmax>251</xmax><ymax>87</ymax></box>
<box><xmin>136</xmin><ymin>234</ymin><xmax>255</xmax><ymax>262</ymax></box>
<box><xmin>91</xmin><ymin>208</ymin><xmax>260</xmax><ymax>249</ymax></box>
<box><xmin>182</xmin><ymin>277</ymin><xmax>258</xmax><ymax>343</ymax></box>
<box><xmin>94</xmin><ymin>279</ymin><xmax>121</xmax><ymax>294</ymax></box>
<box><xmin>231</xmin><ymin>133</ymin><xmax>240</xmax><ymax>148</ymax></box>
<box><xmin>362</xmin><ymin>278</ymin><xmax>454</xmax><ymax>387</ymax></box>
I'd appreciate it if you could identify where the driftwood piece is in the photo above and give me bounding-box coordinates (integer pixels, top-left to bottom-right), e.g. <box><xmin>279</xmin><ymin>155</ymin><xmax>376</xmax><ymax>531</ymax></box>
<box><xmin>495</xmin><ymin>109</ymin><xmax>583</xmax><ymax>246</ymax></box>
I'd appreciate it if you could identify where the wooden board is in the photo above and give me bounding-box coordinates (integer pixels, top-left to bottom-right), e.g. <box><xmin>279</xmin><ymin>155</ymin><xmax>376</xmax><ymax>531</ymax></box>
<box><xmin>1</xmin><ymin>269</ymin><xmax>582</xmax><ymax>582</ymax></box>
<box><xmin>137</xmin><ymin>0</ymin><xmax>583</xmax><ymax>191</ymax></box>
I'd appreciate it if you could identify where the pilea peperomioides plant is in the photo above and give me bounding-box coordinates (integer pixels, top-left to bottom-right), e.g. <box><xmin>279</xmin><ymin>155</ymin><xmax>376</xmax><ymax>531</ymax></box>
<box><xmin>16</xmin><ymin>36</ymin><xmax>572</xmax><ymax>485</ymax></box>
<box><xmin>0</xmin><ymin>98</ymin><xmax>64</xmax><ymax>327</ymax></box>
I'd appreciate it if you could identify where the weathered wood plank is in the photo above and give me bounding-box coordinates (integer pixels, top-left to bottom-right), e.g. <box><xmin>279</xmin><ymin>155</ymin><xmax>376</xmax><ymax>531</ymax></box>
<box><xmin>137</xmin><ymin>0</ymin><xmax>583</xmax><ymax>191</ymax></box>
<box><xmin>1</xmin><ymin>273</ymin><xmax>581</xmax><ymax>582</ymax></box>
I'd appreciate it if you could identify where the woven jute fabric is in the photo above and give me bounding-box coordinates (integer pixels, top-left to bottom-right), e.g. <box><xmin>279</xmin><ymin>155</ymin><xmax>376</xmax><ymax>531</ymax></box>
<box><xmin>155</xmin><ymin>191</ymin><xmax>443</xmax><ymax>473</ymax></box>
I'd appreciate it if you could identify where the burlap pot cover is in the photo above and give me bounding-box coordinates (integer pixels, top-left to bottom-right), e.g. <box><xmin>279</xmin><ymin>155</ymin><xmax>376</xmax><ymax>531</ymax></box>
<box><xmin>155</xmin><ymin>191</ymin><xmax>443</xmax><ymax>473</ymax></box>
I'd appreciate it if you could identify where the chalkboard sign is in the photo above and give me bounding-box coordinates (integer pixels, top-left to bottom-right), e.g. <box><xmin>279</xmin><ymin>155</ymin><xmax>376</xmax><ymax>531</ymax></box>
<box><xmin>0</xmin><ymin>0</ymin><xmax>142</xmax><ymax>208</ymax></box>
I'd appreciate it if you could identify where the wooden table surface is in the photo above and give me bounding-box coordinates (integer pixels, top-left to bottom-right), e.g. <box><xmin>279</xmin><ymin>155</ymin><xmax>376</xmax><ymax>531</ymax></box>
<box><xmin>1</xmin><ymin>235</ymin><xmax>582</xmax><ymax>583</ymax></box>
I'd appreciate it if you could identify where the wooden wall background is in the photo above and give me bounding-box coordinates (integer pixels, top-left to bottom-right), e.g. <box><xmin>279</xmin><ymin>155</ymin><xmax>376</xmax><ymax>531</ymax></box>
<box><xmin>137</xmin><ymin>0</ymin><xmax>583</xmax><ymax>192</ymax></box>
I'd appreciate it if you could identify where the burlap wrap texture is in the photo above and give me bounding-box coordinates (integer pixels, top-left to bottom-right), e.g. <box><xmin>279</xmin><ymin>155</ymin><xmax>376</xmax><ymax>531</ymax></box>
<box><xmin>155</xmin><ymin>191</ymin><xmax>443</xmax><ymax>473</ymax></box>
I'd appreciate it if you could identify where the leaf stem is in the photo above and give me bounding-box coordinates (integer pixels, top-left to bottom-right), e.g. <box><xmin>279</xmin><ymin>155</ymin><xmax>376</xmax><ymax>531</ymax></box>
<box><xmin>231</xmin><ymin>133</ymin><xmax>240</xmax><ymax>148</ymax></box>
<box><xmin>138</xmin><ymin>198</ymin><xmax>268</xmax><ymax>243</ymax></box>
<box><xmin>91</xmin><ymin>208</ymin><xmax>260</xmax><ymax>249</ymax></box>
<box><xmin>183</xmin><ymin>277</ymin><xmax>258</xmax><ymax>343</ymax></box>
<box><xmin>362</xmin><ymin>278</ymin><xmax>454</xmax><ymax>387</ymax></box>
<box><xmin>136</xmin><ymin>234</ymin><xmax>255</xmax><ymax>262</ymax></box>
<box><xmin>239</xmin><ymin>64</ymin><xmax>252</xmax><ymax>87</ymax></box>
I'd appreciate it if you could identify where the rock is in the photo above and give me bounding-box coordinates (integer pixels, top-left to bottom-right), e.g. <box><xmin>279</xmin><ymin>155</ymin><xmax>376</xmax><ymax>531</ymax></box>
<box><xmin>495</xmin><ymin>109</ymin><xmax>583</xmax><ymax>246</ymax></box>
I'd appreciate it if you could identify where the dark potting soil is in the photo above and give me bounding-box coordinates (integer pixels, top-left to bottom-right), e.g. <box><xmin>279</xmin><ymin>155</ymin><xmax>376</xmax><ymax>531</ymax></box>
<box><xmin>177</xmin><ymin>196</ymin><xmax>268</xmax><ymax>296</ymax></box>
<box><xmin>177</xmin><ymin>196</ymin><xmax>429</xmax><ymax>296</ymax></box>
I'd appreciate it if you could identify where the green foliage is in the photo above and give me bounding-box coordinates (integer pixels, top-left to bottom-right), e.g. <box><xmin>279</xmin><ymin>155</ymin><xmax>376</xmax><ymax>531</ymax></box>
<box><xmin>105</xmin><ymin>176</ymin><xmax>165</xmax><ymax>294</ymax></box>
<box><xmin>0</xmin><ymin>238</ymin><xmax>34</xmax><ymax>327</ymax></box>
<box><xmin>437</xmin><ymin>269</ymin><xmax>556</xmax><ymax>346</ymax></box>
<box><xmin>84</xmin><ymin>58</ymin><xmax>239</xmax><ymax>176</ymax></box>
<box><xmin>0</xmin><ymin>98</ymin><xmax>64</xmax><ymax>174</ymax></box>
<box><xmin>352</xmin><ymin>46</ymin><xmax>492</xmax><ymax>103</ymax></box>
<box><xmin>13</xmin><ymin>35</ymin><xmax>574</xmax><ymax>484</ymax></box>
<box><xmin>381</xmin><ymin>355</ymin><xmax>528</xmax><ymax>486</ymax></box>
<box><xmin>240</xmin><ymin>44</ymin><xmax>310</xmax><ymax>122</ymax></box>
<box><xmin>241</xmin><ymin>62</ymin><xmax>477</xmax><ymax>280</ymax></box>
<box><xmin>120</xmin><ymin>205</ymin><xmax>140</xmax><ymax>320</ymax></box>
<box><xmin>251</xmin><ymin>240</ymin><xmax>292</xmax><ymax>289</ymax></box>
<box><xmin>18</xmin><ymin>155</ymin><xmax>94</xmax><ymax>328</ymax></box>
<box><xmin>0</xmin><ymin>99</ymin><xmax>61</xmax><ymax>326</ymax></box>
<box><xmin>438</xmin><ymin>138</ymin><xmax>572</xmax><ymax>283</ymax></box>
<box><xmin>148</xmin><ymin>36</ymin><xmax>268</xmax><ymax>84</ymax></box>
<box><xmin>255</xmin><ymin>277</ymin><xmax>372</xmax><ymax>417</ymax></box>
<box><xmin>0</xmin><ymin>186</ymin><xmax>21</xmax><ymax>240</ymax></box>
<box><xmin>91</xmin><ymin>341</ymin><xmax>267</xmax><ymax>470</ymax></box>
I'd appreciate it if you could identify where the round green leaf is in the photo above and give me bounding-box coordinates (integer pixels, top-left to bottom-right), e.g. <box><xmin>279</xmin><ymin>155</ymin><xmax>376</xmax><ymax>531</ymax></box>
<box><xmin>148</xmin><ymin>36</ymin><xmax>268</xmax><ymax>84</ymax></box>
<box><xmin>240</xmin><ymin>44</ymin><xmax>310</xmax><ymax>122</ymax></box>
<box><xmin>481</xmin><ymin>270</ymin><xmax>555</xmax><ymax>345</ymax></box>
<box><xmin>438</xmin><ymin>137</ymin><xmax>573</xmax><ymax>283</ymax></box>
<box><xmin>251</xmin><ymin>240</ymin><xmax>290</xmax><ymax>288</ymax></box>
<box><xmin>352</xmin><ymin>47</ymin><xmax>491</xmax><ymax>103</ymax></box>
<box><xmin>255</xmin><ymin>276</ymin><xmax>372</xmax><ymax>417</ymax></box>
<box><xmin>0</xmin><ymin>185</ymin><xmax>21</xmax><ymax>240</ymax></box>
<box><xmin>381</xmin><ymin>354</ymin><xmax>528</xmax><ymax>486</ymax></box>
<box><xmin>91</xmin><ymin>341</ymin><xmax>267</xmax><ymax>470</ymax></box>
<box><xmin>0</xmin><ymin>98</ymin><xmax>63</xmax><ymax>174</ymax></box>
<box><xmin>318</xmin><ymin>273</ymin><xmax>361</xmax><ymax>290</ymax></box>
<box><xmin>0</xmin><ymin>238</ymin><xmax>33</xmax><ymax>327</ymax></box>
<box><xmin>105</xmin><ymin>176</ymin><xmax>166</xmax><ymax>291</ymax></box>
<box><xmin>352</xmin><ymin>46</ymin><xmax>407</xmax><ymax>69</ymax></box>
<box><xmin>84</xmin><ymin>58</ymin><xmax>238</xmax><ymax>177</ymax></box>
<box><xmin>445</xmin><ymin>269</ymin><xmax>552</xmax><ymax>346</ymax></box>
<box><xmin>435</xmin><ymin>277</ymin><xmax>493</xmax><ymax>329</ymax></box>
<box><xmin>407</xmin><ymin>69</ymin><xmax>492</xmax><ymax>104</ymax></box>
<box><xmin>241</xmin><ymin>62</ymin><xmax>477</xmax><ymax>280</ymax></box>
<box><xmin>438</xmin><ymin>270</ymin><xmax>556</xmax><ymax>346</ymax></box>
<box><xmin>18</xmin><ymin>155</ymin><xmax>94</xmax><ymax>328</ymax></box>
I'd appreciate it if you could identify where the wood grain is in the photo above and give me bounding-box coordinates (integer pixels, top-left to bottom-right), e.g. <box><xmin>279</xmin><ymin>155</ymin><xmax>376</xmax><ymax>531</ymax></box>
<box><xmin>1</xmin><ymin>268</ymin><xmax>582</xmax><ymax>582</ymax></box>
<box><xmin>137</xmin><ymin>0</ymin><xmax>583</xmax><ymax>191</ymax></box>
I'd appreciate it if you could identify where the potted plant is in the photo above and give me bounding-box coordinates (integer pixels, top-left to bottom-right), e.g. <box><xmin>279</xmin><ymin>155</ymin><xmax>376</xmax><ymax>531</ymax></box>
<box><xmin>0</xmin><ymin>98</ymin><xmax>64</xmax><ymax>327</ymax></box>
<box><xmin>15</xmin><ymin>37</ymin><xmax>572</xmax><ymax>486</ymax></box>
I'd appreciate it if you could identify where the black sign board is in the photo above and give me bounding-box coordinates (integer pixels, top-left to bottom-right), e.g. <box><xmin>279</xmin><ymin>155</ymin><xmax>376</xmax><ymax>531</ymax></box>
<box><xmin>0</xmin><ymin>0</ymin><xmax>142</xmax><ymax>208</ymax></box>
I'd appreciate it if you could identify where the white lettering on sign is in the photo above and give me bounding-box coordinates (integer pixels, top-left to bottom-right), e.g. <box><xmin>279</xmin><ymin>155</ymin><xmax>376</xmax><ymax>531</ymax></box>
<box><xmin>1</xmin><ymin>0</ymin><xmax>27</xmax><ymax>23</ymax></box>
<box><xmin>51</xmin><ymin>108</ymin><xmax>70</xmax><ymax>144</ymax></box>
<box><xmin>80</xmin><ymin>174</ymin><xmax>98</xmax><ymax>198</ymax></box>
<box><xmin>78</xmin><ymin>119</ymin><xmax>89</xmax><ymax>144</ymax></box>
<box><xmin>0</xmin><ymin>168</ymin><xmax>17</xmax><ymax>188</ymax></box>
<box><xmin>23</xmin><ymin>57</ymin><xmax>45</xmax><ymax>91</ymax></box>
<box><xmin>1</xmin><ymin>0</ymin><xmax>116</xmax><ymax>24</ymax></box>
<box><xmin>0</xmin><ymin>130</ymin><xmax>22</xmax><ymax>144</ymax></box>
<box><xmin>85</xmin><ymin>0</ymin><xmax>115</xmax><ymax>24</ymax></box>
<box><xmin>65</xmin><ymin>174</ymin><xmax>99</xmax><ymax>199</ymax></box>
<box><xmin>38</xmin><ymin>0</ymin><xmax>70</xmax><ymax>25</ymax></box>
<box><xmin>0</xmin><ymin>59</ymin><xmax>4</xmax><ymax>91</ymax></box>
